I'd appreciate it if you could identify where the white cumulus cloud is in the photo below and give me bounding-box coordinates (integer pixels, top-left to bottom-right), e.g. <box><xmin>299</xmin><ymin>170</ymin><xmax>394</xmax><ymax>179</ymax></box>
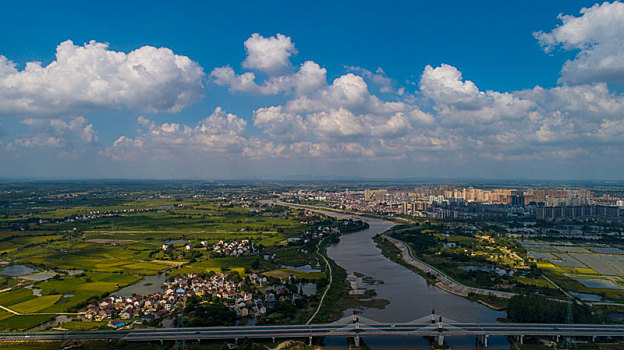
<box><xmin>420</xmin><ymin>64</ymin><xmax>535</xmax><ymax>125</ymax></box>
<box><xmin>103</xmin><ymin>107</ymin><xmax>256</xmax><ymax>160</ymax></box>
<box><xmin>108</xmin><ymin>25</ymin><xmax>624</xmax><ymax>167</ymax></box>
<box><xmin>0</xmin><ymin>40</ymin><xmax>205</xmax><ymax>116</ymax></box>
<box><xmin>9</xmin><ymin>116</ymin><xmax>98</xmax><ymax>159</ymax></box>
<box><xmin>242</xmin><ymin>33</ymin><xmax>297</xmax><ymax>75</ymax></box>
<box><xmin>534</xmin><ymin>1</ymin><xmax>624</xmax><ymax>84</ymax></box>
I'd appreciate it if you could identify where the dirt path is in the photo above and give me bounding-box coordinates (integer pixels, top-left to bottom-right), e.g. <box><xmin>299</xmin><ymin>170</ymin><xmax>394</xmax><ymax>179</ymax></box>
<box><xmin>305</xmin><ymin>240</ymin><xmax>332</xmax><ymax>325</ymax></box>
<box><xmin>0</xmin><ymin>303</ymin><xmax>84</xmax><ymax>316</ymax></box>
<box><xmin>0</xmin><ymin>304</ymin><xmax>19</xmax><ymax>315</ymax></box>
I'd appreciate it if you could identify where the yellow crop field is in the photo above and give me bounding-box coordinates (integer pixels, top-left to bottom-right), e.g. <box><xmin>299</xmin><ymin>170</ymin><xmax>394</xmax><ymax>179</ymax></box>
<box><xmin>11</xmin><ymin>295</ymin><xmax>61</xmax><ymax>313</ymax></box>
<box><xmin>517</xmin><ymin>277</ymin><xmax>556</xmax><ymax>289</ymax></box>
<box><xmin>150</xmin><ymin>260</ymin><xmax>186</xmax><ymax>266</ymax></box>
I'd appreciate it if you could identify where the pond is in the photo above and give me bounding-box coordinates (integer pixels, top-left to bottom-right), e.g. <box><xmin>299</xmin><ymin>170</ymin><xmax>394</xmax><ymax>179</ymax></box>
<box><xmin>112</xmin><ymin>273</ymin><xmax>169</xmax><ymax>297</ymax></box>
<box><xmin>0</xmin><ymin>264</ymin><xmax>37</xmax><ymax>276</ymax></box>
<box><xmin>298</xmin><ymin>282</ymin><xmax>316</xmax><ymax>296</ymax></box>
<box><xmin>574</xmin><ymin>278</ymin><xmax>624</xmax><ymax>290</ymax></box>
<box><xmin>165</xmin><ymin>240</ymin><xmax>187</xmax><ymax>244</ymax></box>
<box><xmin>569</xmin><ymin>291</ymin><xmax>602</xmax><ymax>301</ymax></box>
<box><xmin>22</xmin><ymin>272</ymin><xmax>57</xmax><ymax>281</ymax></box>
<box><xmin>458</xmin><ymin>265</ymin><xmax>510</xmax><ymax>276</ymax></box>
<box><xmin>280</xmin><ymin>264</ymin><xmax>321</xmax><ymax>273</ymax></box>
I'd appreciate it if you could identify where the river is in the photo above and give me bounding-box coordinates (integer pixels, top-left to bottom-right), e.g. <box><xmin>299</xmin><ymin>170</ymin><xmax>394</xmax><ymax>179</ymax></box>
<box><xmin>312</xmin><ymin>209</ymin><xmax>510</xmax><ymax>349</ymax></box>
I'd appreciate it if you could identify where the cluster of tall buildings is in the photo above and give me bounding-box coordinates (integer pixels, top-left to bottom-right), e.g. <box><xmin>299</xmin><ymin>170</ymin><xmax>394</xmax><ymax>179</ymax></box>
<box><xmin>359</xmin><ymin>186</ymin><xmax>623</xmax><ymax>222</ymax></box>
<box><xmin>535</xmin><ymin>205</ymin><xmax>621</xmax><ymax>221</ymax></box>
<box><xmin>363</xmin><ymin>186</ymin><xmax>599</xmax><ymax>207</ymax></box>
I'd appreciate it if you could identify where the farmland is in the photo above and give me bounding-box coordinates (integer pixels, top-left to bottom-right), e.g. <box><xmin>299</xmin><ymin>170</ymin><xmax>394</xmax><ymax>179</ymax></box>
<box><xmin>383</xmin><ymin>219</ymin><xmax>624</xmax><ymax>310</ymax></box>
<box><xmin>0</xmin><ymin>182</ymin><xmax>356</xmax><ymax>330</ymax></box>
<box><xmin>521</xmin><ymin>240</ymin><xmax>624</xmax><ymax>302</ymax></box>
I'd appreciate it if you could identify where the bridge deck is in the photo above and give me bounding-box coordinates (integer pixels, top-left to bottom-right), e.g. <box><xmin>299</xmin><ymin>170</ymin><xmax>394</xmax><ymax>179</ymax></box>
<box><xmin>0</xmin><ymin>322</ymin><xmax>623</xmax><ymax>342</ymax></box>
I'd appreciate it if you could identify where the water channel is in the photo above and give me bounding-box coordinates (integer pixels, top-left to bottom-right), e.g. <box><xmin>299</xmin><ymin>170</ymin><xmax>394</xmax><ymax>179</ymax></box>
<box><xmin>315</xmin><ymin>210</ymin><xmax>510</xmax><ymax>349</ymax></box>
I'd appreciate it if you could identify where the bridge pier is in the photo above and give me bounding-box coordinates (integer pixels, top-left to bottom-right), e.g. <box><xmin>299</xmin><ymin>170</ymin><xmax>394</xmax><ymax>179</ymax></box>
<box><xmin>437</xmin><ymin>335</ymin><xmax>445</xmax><ymax>346</ymax></box>
<box><xmin>309</xmin><ymin>335</ymin><xmax>313</xmax><ymax>346</ymax></box>
<box><xmin>519</xmin><ymin>335</ymin><xmax>524</xmax><ymax>344</ymax></box>
<box><xmin>476</xmin><ymin>335</ymin><xmax>486</xmax><ymax>348</ymax></box>
<box><xmin>484</xmin><ymin>335</ymin><xmax>488</xmax><ymax>348</ymax></box>
<box><xmin>272</xmin><ymin>337</ymin><xmax>275</xmax><ymax>343</ymax></box>
<box><xmin>436</xmin><ymin>316</ymin><xmax>445</xmax><ymax>346</ymax></box>
<box><xmin>354</xmin><ymin>334</ymin><xmax>361</xmax><ymax>348</ymax></box>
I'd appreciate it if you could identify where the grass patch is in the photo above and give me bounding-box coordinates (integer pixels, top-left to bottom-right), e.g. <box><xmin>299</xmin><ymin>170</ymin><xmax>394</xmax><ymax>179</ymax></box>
<box><xmin>150</xmin><ymin>260</ymin><xmax>185</xmax><ymax>266</ymax></box>
<box><xmin>11</xmin><ymin>295</ymin><xmax>61</xmax><ymax>313</ymax></box>
<box><xmin>517</xmin><ymin>277</ymin><xmax>556</xmax><ymax>289</ymax></box>
<box><xmin>59</xmin><ymin>320</ymin><xmax>108</xmax><ymax>330</ymax></box>
<box><xmin>0</xmin><ymin>309</ymin><xmax>13</xmax><ymax>320</ymax></box>
<box><xmin>0</xmin><ymin>289</ymin><xmax>35</xmax><ymax>306</ymax></box>
<box><xmin>121</xmin><ymin>262</ymin><xmax>168</xmax><ymax>274</ymax></box>
<box><xmin>0</xmin><ymin>314</ymin><xmax>53</xmax><ymax>330</ymax></box>
<box><xmin>264</xmin><ymin>269</ymin><xmax>324</xmax><ymax>280</ymax></box>
<box><xmin>170</xmin><ymin>256</ymin><xmax>277</xmax><ymax>276</ymax></box>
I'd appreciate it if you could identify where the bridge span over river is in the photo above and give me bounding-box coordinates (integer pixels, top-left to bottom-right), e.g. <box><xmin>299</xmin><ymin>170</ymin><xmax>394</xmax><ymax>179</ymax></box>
<box><xmin>1</xmin><ymin>311</ymin><xmax>623</xmax><ymax>347</ymax></box>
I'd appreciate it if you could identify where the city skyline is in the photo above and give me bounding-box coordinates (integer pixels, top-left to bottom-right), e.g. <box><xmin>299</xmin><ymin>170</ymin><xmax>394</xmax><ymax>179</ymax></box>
<box><xmin>1</xmin><ymin>0</ymin><xmax>624</xmax><ymax>180</ymax></box>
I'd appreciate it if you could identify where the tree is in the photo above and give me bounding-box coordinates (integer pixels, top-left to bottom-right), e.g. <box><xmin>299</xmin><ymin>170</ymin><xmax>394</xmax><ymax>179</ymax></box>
<box><xmin>507</xmin><ymin>294</ymin><xmax>596</xmax><ymax>323</ymax></box>
<box><xmin>251</xmin><ymin>258</ymin><xmax>261</xmax><ymax>270</ymax></box>
<box><xmin>185</xmin><ymin>302</ymin><xmax>235</xmax><ymax>327</ymax></box>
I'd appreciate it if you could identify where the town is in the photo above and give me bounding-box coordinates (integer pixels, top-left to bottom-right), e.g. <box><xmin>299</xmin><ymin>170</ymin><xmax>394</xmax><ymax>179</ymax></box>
<box><xmin>284</xmin><ymin>186</ymin><xmax>624</xmax><ymax>221</ymax></box>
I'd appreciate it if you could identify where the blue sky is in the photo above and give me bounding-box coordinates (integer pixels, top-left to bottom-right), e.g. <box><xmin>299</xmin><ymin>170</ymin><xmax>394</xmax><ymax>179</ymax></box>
<box><xmin>0</xmin><ymin>0</ymin><xmax>623</xmax><ymax>179</ymax></box>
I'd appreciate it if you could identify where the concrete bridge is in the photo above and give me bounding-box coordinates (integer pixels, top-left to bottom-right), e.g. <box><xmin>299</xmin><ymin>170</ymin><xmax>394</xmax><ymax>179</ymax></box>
<box><xmin>1</xmin><ymin>311</ymin><xmax>622</xmax><ymax>347</ymax></box>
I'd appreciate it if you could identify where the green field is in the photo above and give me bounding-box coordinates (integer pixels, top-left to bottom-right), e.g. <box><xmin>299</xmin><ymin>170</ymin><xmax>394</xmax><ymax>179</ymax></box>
<box><xmin>264</xmin><ymin>268</ymin><xmax>324</xmax><ymax>280</ymax></box>
<box><xmin>170</xmin><ymin>256</ymin><xmax>278</xmax><ymax>276</ymax></box>
<box><xmin>0</xmin><ymin>314</ymin><xmax>53</xmax><ymax>330</ymax></box>
<box><xmin>0</xmin><ymin>289</ymin><xmax>36</xmax><ymax>306</ymax></box>
<box><xmin>11</xmin><ymin>295</ymin><xmax>61</xmax><ymax>313</ymax></box>
<box><xmin>0</xmin><ymin>185</ymin><xmax>339</xmax><ymax>330</ymax></box>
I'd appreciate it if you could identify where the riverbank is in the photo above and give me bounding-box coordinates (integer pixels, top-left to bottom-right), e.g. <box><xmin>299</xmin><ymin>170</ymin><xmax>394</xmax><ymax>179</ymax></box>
<box><xmin>306</xmin><ymin>231</ymin><xmax>391</xmax><ymax>323</ymax></box>
<box><xmin>372</xmin><ymin>234</ymin><xmax>508</xmax><ymax>310</ymax></box>
<box><xmin>382</xmin><ymin>234</ymin><xmax>517</xmax><ymax>298</ymax></box>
